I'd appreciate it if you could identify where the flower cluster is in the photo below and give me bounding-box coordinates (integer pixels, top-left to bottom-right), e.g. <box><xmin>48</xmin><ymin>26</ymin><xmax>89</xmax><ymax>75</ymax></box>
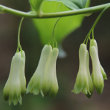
<box><xmin>3</xmin><ymin>44</ymin><xmax>59</xmax><ymax>105</ymax></box>
<box><xmin>3</xmin><ymin>38</ymin><xmax>107</xmax><ymax>105</ymax></box>
<box><xmin>73</xmin><ymin>39</ymin><xmax>107</xmax><ymax>97</ymax></box>
<box><xmin>27</xmin><ymin>44</ymin><xmax>59</xmax><ymax>96</ymax></box>
<box><xmin>3</xmin><ymin>50</ymin><xmax>26</xmax><ymax>105</ymax></box>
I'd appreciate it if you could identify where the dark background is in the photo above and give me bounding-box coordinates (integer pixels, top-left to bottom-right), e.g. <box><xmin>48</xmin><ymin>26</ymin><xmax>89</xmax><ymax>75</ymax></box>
<box><xmin>0</xmin><ymin>0</ymin><xmax>110</xmax><ymax>110</ymax></box>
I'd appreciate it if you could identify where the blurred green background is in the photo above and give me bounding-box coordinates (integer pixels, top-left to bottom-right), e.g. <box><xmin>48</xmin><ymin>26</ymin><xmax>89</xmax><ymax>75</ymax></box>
<box><xmin>0</xmin><ymin>0</ymin><xmax>110</xmax><ymax>110</ymax></box>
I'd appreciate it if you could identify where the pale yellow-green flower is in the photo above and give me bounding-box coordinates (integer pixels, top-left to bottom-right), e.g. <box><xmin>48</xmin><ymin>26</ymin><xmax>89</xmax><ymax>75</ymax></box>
<box><xmin>27</xmin><ymin>45</ymin><xmax>59</xmax><ymax>96</ymax></box>
<box><xmin>73</xmin><ymin>44</ymin><xmax>94</xmax><ymax>97</ymax></box>
<box><xmin>3</xmin><ymin>50</ymin><xmax>26</xmax><ymax>105</ymax></box>
<box><xmin>90</xmin><ymin>40</ymin><xmax>104</xmax><ymax>94</ymax></box>
<box><xmin>90</xmin><ymin>39</ymin><xmax>107</xmax><ymax>80</ymax></box>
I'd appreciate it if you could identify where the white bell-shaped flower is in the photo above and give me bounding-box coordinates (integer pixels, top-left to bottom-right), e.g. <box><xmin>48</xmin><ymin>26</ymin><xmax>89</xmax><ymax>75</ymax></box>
<box><xmin>41</xmin><ymin>47</ymin><xmax>59</xmax><ymax>96</ymax></box>
<box><xmin>3</xmin><ymin>50</ymin><xmax>26</xmax><ymax>105</ymax></box>
<box><xmin>27</xmin><ymin>45</ymin><xmax>59</xmax><ymax>96</ymax></box>
<box><xmin>27</xmin><ymin>45</ymin><xmax>52</xmax><ymax>95</ymax></box>
<box><xmin>90</xmin><ymin>42</ymin><xmax>104</xmax><ymax>94</ymax></box>
<box><xmin>90</xmin><ymin>39</ymin><xmax>107</xmax><ymax>80</ymax></box>
<box><xmin>73</xmin><ymin>44</ymin><xmax>94</xmax><ymax>97</ymax></box>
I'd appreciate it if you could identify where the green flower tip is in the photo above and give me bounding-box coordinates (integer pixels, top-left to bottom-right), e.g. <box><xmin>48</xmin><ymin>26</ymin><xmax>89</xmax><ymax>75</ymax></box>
<box><xmin>3</xmin><ymin>50</ymin><xmax>26</xmax><ymax>105</ymax></box>
<box><xmin>27</xmin><ymin>44</ymin><xmax>59</xmax><ymax>96</ymax></box>
<box><xmin>100</xmin><ymin>66</ymin><xmax>107</xmax><ymax>80</ymax></box>
<box><xmin>72</xmin><ymin>43</ymin><xmax>94</xmax><ymax>97</ymax></box>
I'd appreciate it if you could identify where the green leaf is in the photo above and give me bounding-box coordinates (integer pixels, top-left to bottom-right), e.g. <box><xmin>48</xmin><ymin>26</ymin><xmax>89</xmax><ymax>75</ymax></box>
<box><xmin>29</xmin><ymin>0</ymin><xmax>44</xmax><ymax>11</ymax></box>
<box><xmin>59</xmin><ymin>0</ymin><xmax>90</xmax><ymax>9</ymax></box>
<box><xmin>33</xmin><ymin>0</ymin><xmax>90</xmax><ymax>44</ymax></box>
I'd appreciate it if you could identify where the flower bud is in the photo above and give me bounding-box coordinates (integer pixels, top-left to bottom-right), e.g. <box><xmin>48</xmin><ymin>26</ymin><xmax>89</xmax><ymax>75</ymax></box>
<box><xmin>90</xmin><ymin>39</ymin><xmax>107</xmax><ymax>80</ymax></box>
<box><xmin>90</xmin><ymin>45</ymin><xmax>104</xmax><ymax>94</ymax></box>
<box><xmin>27</xmin><ymin>45</ymin><xmax>59</xmax><ymax>96</ymax></box>
<box><xmin>3</xmin><ymin>50</ymin><xmax>26</xmax><ymax>105</ymax></box>
<box><xmin>73</xmin><ymin>44</ymin><xmax>93</xmax><ymax>97</ymax></box>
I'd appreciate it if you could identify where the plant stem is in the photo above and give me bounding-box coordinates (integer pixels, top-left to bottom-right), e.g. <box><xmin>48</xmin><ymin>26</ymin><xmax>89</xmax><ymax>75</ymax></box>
<box><xmin>83</xmin><ymin>6</ymin><xmax>109</xmax><ymax>44</ymax></box>
<box><xmin>0</xmin><ymin>3</ymin><xmax>110</xmax><ymax>18</ymax></box>
<box><xmin>17</xmin><ymin>17</ymin><xmax>24</xmax><ymax>52</ymax></box>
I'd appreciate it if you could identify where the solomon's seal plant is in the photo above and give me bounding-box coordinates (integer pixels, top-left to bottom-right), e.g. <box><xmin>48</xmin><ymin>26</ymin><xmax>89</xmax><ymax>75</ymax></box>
<box><xmin>73</xmin><ymin>7</ymin><xmax>108</xmax><ymax>97</ymax></box>
<box><xmin>0</xmin><ymin>0</ymin><xmax>110</xmax><ymax>106</ymax></box>
<box><xmin>27</xmin><ymin>44</ymin><xmax>59</xmax><ymax>96</ymax></box>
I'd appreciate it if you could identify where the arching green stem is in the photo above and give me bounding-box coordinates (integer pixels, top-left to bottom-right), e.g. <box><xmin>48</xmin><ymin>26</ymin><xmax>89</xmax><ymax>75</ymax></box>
<box><xmin>50</xmin><ymin>17</ymin><xmax>61</xmax><ymax>48</ymax></box>
<box><xmin>0</xmin><ymin>3</ymin><xmax>110</xmax><ymax>18</ymax></box>
<box><xmin>83</xmin><ymin>6</ymin><xmax>109</xmax><ymax>44</ymax></box>
<box><xmin>17</xmin><ymin>17</ymin><xmax>24</xmax><ymax>52</ymax></box>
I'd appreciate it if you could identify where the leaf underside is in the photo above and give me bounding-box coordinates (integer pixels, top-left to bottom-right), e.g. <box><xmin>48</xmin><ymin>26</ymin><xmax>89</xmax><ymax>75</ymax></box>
<box><xmin>32</xmin><ymin>0</ymin><xmax>90</xmax><ymax>44</ymax></box>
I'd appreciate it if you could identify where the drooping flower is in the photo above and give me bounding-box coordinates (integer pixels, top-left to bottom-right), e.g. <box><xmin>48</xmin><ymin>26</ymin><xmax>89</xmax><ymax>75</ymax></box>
<box><xmin>27</xmin><ymin>44</ymin><xmax>59</xmax><ymax>96</ymax></box>
<box><xmin>3</xmin><ymin>50</ymin><xmax>26</xmax><ymax>105</ymax></box>
<box><xmin>41</xmin><ymin>47</ymin><xmax>59</xmax><ymax>96</ymax></box>
<box><xmin>19</xmin><ymin>51</ymin><xmax>26</xmax><ymax>94</ymax></box>
<box><xmin>90</xmin><ymin>39</ymin><xmax>107</xmax><ymax>80</ymax></box>
<box><xmin>90</xmin><ymin>40</ymin><xmax>104</xmax><ymax>94</ymax></box>
<box><xmin>72</xmin><ymin>44</ymin><xmax>94</xmax><ymax>97</ymax></box>
<box><xmin>26</xmin><ymin>45</ymin><xmax>52</xmax><ymax>95</ymax></box>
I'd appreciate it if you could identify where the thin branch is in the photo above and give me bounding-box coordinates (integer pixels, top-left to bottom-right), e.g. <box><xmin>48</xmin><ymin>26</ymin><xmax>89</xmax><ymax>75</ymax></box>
<box><xmin>0</xmin><ymin>3</ymin><xmax>110</xmax><ymax>18</ymax></box>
